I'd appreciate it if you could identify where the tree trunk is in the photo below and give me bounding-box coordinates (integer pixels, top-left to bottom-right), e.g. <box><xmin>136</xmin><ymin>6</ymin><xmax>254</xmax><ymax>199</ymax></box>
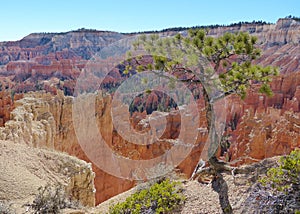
<box><xmin>212</xmin><ymin>173</ymin><xmax>233</xmax><ymax>214</ymax></box>
<box><xmin>203</xmin><ymin>89</ymin><xmax>219</xmax><ymax>158</ymax></box>
<box><xmin>203</xmin><ymin>89</ymin><xmax>233</xmax><ymax>214</ymax></box>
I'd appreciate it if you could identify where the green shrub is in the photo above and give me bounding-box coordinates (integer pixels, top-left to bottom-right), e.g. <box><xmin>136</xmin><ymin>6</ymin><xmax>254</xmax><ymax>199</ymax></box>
<box><xmin>255</xmin><ymin>149</ymin><xmax>300</xmax><ymax>213</ymax></box>
<box><xmin>259</xmin><ymin>149</ymin><xmax>300</xmax><ymax>192</ymax></box>
<box><xmin>108</xmin><ymin>178</ymin><xmax>185</xmax><ymax>214</ymax></box>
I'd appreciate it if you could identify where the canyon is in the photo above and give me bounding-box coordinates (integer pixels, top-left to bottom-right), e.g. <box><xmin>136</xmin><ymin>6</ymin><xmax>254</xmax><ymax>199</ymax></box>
<box><xmin>0</xmin><ymin>17</ymin><xmax>299</xmax><ymax>206</ymax></box>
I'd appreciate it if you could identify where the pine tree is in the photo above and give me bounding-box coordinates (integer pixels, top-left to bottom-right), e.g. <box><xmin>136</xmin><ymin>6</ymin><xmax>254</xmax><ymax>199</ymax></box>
<box><xmin>126</xmin><ymin>30</ymin><xmax>278</xmax><ymax>213</ymax></box>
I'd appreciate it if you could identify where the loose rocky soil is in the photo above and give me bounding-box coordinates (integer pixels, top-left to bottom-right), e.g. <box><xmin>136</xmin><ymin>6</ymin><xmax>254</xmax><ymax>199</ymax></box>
<box><xmin>90</xmin><ymin>159</ymin><xmax>277</xmax><ymax>214</ymax></box>
<box><xmin>0</xmin><ymin>140</ymin><xmax>95</xmax><ymax>213</ymax></box>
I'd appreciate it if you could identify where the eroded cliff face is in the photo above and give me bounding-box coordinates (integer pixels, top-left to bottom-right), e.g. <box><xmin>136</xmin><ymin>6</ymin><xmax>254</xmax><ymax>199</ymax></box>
<box><xmin>0</xmin><ymin>91</ymin><xmax>23</xmax><ymax>126</ymax></box>
<box><xmin>0</xmin><ymin>31</ymin><xmax>127</xmax><ymax>64</ymax></box>
<box><xmin>221</xmin><ymin>71</ymin><xmax>300</xmax><ymax>165</ymax></box>
<box><xmin>208</xmin><ymin>18</ymin><xmax>300</xmax><ymax>46</ymax></box>
<box><xmin>2</xmin><ymin>81</ymin><xmax>300</xmax><ymax>205</ymax></box>
<box><xmin>0</xmin><ymin>139</ymin><xmax>95</xmax><ymax>210</ymax></box>
<box><xmin>0</xmin><ymin>18</ymin><xmax>299</xmax><ymax>95</ymax></box>
<box><xmin>208</xmin><ymin>18</ymin><xmax>300</xmax><ymax>74</ymax></box>
<box><xmin>0</xmin><ymin>90</ymin><xmax>203</xmax><ymax>204</ymax></box>
<box><xmin>229</xmin><ymin>109</ymin><xmax>300</xmax><ymax>165</ymax></box>
<box><xmin>165</xmin><ymin>71</ymin><xmax>300</xmax><ymax>170</ymax></box>
<box><xmin>0</xmin><ymin>91</ymin><xmax>135</xmax><ymax>204</ymax></box>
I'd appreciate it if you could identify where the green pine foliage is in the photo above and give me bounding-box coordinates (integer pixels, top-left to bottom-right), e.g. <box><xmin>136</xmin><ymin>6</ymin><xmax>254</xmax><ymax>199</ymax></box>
<box><xmin>259</xmin><ymin>149</ymin><xmax>300</xmax><ymax>192</ymax></box>
<box><xmin>285</xmin><ymin>15</ymin><xmax>300</xmax><ymax>22</ymax></box>
<box><xmin>131</xmin><ymin>30</ymin><xmax>278</xmax><ymax>100</ymax></box>
<box><xmin>108</xmin><ymin>179</ymin><xmax>185</xmax><ymax>214</ymax></box>
<box><xmin>252</xmin><ymin>149</ymin><xmax>300</xmax><ymax>213</ymax></box>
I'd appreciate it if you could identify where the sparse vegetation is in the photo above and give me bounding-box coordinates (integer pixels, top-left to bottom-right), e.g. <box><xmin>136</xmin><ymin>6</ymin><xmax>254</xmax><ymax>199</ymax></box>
<box><xmin>125</xmin><ymin>20</ymin><xmax>271</xmax><ymax>35</ymax></box>
<box><xmin>25</xmin><ymin>184</ymin><xmax>80</xmax><ymax>214</ymax></box>
<box><xmin>247</xmin><ymin>149</ymin><xmax>300</xmax><ymax>213</ymax></box>
<box><xmin>285</xmin><ymin>15</ymin><xmax>300</xmax><ymax>22</ymax></box>
<box><xmin>260</xmin><ymin>149</ymin><xmax>300</xmax><ymax>192</ymax></box>
<box><xmin>108</xmin><ymin>178</ymin><xmax>185</xmax><ymax>214</ymax></box>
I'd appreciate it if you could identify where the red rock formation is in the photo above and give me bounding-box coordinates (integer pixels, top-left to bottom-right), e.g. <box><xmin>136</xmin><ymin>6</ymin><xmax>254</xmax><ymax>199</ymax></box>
<box><xmin>0</xmin><ymin>18</ymin><xmax>299</xmax><ymax>96</ymax></box>
<box><xmin>0</xmin><ymin>91</ymin><xmax>23</xmax><ymax>126</ymax></box>
<box><xmin>220</xmin><ymin>72</ymin><xmax>300</xmax><ymax>165</ymax></box>
<box><xmin>1</xmin><ymin>79</ymin><xmax>300</xmax><ymax>205</ymax></box>
<box><xmin>229</xmin><ymin>108</ymin><xmax>300</xmax><ymax>165</ymax></box>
